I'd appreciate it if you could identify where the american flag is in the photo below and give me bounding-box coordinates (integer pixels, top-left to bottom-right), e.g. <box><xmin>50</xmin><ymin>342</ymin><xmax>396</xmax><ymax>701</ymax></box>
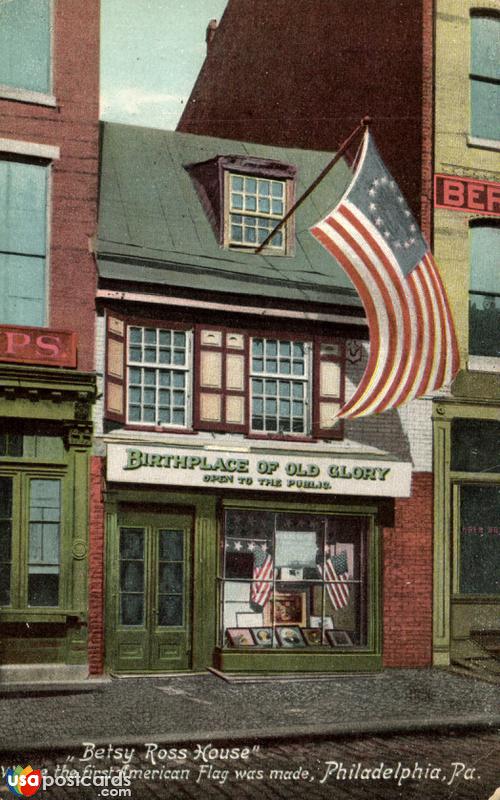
<box><xmin>311</xmin><ymin>130</ymin><xmax>459</xmax><ymax>420</ymax></box>
<box><xmin>251</xmin><ymin>546</ymin><xmax>274</xmax><ymax>608</ymax></box>
<box><xmin>318</xmin><ymin>550</ymin><xmax>350</xmax><ymax>610</ymax></box>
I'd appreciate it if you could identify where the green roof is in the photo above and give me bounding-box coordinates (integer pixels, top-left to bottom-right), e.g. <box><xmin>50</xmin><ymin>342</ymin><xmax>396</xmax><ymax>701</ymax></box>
<box><xmin>97</xmin><ymin>123</ymin><xmax>361</xmax><ymax>308</ymax></box>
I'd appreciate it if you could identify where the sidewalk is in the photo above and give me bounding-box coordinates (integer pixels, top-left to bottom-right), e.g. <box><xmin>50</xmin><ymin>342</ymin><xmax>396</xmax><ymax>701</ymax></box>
<box><xmin>1</xmin><ymin>668</ymin><xmax>499</xmax><ymax>754</ymax></box>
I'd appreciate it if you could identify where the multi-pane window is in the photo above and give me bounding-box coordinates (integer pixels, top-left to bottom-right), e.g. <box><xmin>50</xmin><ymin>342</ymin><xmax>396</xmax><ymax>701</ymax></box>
<box><xmin>469</xmin><ymin>224</ymin><xmax>500</xmax><ymax>357</ymax></box>
<box><xmin>119</xmin><ymin>528</ymin><xmax>145</xmax><ymax>626</ymax></box>
<box><xmin>0</xmin><ymin>0</ymin><xmax>51</xmax><ymax>95</ymax></box>
<box><xmin>0</xmin><ymin>159</ymin><xmax>48</xmax><ymax>326</ymax></box>
<box><xmin>470</xmin><ymin>13</ymin><xmax>500</xmax><ymax>141</ymax></box>
<box><xmin>221</xmin><ymin>509</ymin><xmax>368</xmax><ymax>650</ymax></box>
<box><xmin>251</xmin><ymin>338</ymin><xmax>309</xmax><ymax>434</ymax></box>
<box><xmin>127</xmin><ymin>327</ymin><xmax>191</xmax><ymax>427</ymax></box>
<box><xmin>28</xmin><ymin>479</ymin><xmax>61</xmax><ymax>607</ymax></box>
<box><xmin>228</xmin><ymin>174</ymin><xmax>286</xmax><ymax>249</ymax></box>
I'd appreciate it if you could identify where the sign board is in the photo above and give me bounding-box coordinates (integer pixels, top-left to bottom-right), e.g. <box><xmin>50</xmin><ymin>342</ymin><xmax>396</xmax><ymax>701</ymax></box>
<box><xmin>107</xmin><ymin>443</ymin><xmax>412</xmax><ymax>497</ymax></box>
<box><xmin>0</xmin><ymin>324</ymin><xmax>77</xmax><ymax>367</ymax></box>
<box><xmin>434</xmin><ymin>174</ymin><xmax>500</xmax><ymax>217</ymax></box>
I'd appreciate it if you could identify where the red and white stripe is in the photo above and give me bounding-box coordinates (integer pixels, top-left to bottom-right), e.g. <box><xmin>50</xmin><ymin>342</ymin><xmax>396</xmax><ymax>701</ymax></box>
<box><xmin>318</xmin><ymin>559</ymin><xmax>350</xmax><ymax>610</ymax></box>
<box><xmin>250</xmin><ymin>553</ymin><xmax>274</xmax><ymax>607</ymax></box>
<box><xmin>311</xmin><ymin>206</ymin><xmax>459</xmax><ymax>420</ymax></box>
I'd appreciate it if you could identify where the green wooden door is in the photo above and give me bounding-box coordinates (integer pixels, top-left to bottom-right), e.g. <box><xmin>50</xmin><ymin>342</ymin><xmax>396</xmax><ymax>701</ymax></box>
<box><xmin>112</xmin><ymin>512</ymin><xmax>193</xmax><ymax>672</ymax></box>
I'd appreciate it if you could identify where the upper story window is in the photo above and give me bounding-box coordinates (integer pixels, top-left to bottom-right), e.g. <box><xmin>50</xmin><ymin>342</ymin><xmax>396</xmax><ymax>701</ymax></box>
<box><xmin>469</xmin><ymin>222</ymin><xmax>500</xmax><ymax>358</ymax></box>
<box><xmin>187</xmin><ymin>155</ymin><xmax>296</xmax><ymax>255</ymax></box>
<box><xmin>0</xmin><ymin>0</ymin><xmax>51</xmax><ymax>96</ymax></box>
<box><xmin>127</xmin><ymin>326</ymin><xmax>192</xmax><ymax>428</ymax></box>
<box><xmin>470</xmin><ymin>12</ymin><xmax>500</xmax><ymax>141</ymax></box>
<box><xmin>104</xmin><ymin>316</ymin><xmax>345</xmax><ymax>440</ymax></box>
<box><xmin>0</xmin><ymin>157</ymin><xmax>48</xmax><ymax>326</ymax></box>
<box><xmin>228</xmin><ymin>174</ymin><xmax>286</xmax><ymax>250</ymax></box>
<box><xmin>251</xmin><ymin>338</ymin><xmax>309</xmax><ymax>434</ymax></box>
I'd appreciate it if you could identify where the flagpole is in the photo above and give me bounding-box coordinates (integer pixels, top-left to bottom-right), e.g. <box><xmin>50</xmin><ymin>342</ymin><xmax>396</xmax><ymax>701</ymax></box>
<box><xmin>254</xmin><ymin>115</ymin><xmax>372</xmax><ymax>254</ymax></box>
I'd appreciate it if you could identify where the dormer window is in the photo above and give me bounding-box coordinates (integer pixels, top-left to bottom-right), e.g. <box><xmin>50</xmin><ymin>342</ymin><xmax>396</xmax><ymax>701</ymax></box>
<box><xmin>228</xmin><ymin>173</ymin><xmax>286</xmax><ymax>250</ymax></box>
<box><xmin>187</xmin><ymin>155</ymin><xmax>296</xmax><ymax>255</ymax></box>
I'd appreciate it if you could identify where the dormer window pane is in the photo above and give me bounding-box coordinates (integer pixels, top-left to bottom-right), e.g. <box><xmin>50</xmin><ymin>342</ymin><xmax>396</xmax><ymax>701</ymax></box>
<box><xmin>229</xmin><ymin>173</ymin><xmax>286</xmax><ymax>250</ymax></box>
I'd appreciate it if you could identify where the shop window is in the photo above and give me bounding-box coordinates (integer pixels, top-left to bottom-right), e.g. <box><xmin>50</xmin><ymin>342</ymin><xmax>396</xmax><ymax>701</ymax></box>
<box><xmin>0</xmin><ymin>158</ymin><xmax>48</xmax><ymax>326</ymax></box>
<box><xmin>0</xmin><ymin>0</ymin><xmax>51</xmax><ymax>95</ymax></box>
<box><xmin>221</xmin><ymin>510</ymin><xmax>368</xmax><ymax>649</ymax></box>
<box><xmin>105</xmin><ymin>316</ymin><xmax>344</xmax><ymax>439</ymax></box>
<box><xmin>470</xmin><ymin>12</ymin><xmax>500</xmax><ymax>141</ymax></box>
<box><xmin>469</xmin><ymin>223</ymin><xmax>500</xmax><ymax>357</ymax></box>
<box><xmin>459</xmin><ymin>484</ymin><xmax>500</xmax><ymax>595</ymax></box>
<box><xmin>0</xmin><ymin>474</ymin><xmax>62</xmax><ymax>609</ymax></box>
<box><xmin>451</xmin><ymin>418</ymin><xmax>500</xmax><ymax>472</ymax></box>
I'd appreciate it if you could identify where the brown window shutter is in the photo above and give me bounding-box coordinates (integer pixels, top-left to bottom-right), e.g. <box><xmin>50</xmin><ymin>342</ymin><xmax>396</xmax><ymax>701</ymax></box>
<box><xmin>194</xmin><ymin>326</ymin><xmax>248</xmax><ymax>432</ymax></box>
<box><xmin>104</xmin><ymin>311</ymin><xmax>127</xmax><ymax>423</ymax></box>
<box><xmin>312</xmin><ymin>337</ymin><xmax>345</xmax><ymax>440</ymax></box>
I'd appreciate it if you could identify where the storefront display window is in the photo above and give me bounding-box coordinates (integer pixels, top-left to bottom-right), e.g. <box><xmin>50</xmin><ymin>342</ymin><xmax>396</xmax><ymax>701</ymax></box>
<box><xmin>459</xmin><ymin>484</ymin><xmax>500</xmax><ymax>596</ymax></box>
<box><xmin>221</xmin><ymin>509</ymin><xmax>368</xmax><ymax>649</ymax></box>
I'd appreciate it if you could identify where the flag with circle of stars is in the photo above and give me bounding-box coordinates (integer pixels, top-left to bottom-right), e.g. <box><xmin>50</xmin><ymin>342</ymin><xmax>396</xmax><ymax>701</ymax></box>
<box><xmin>311</xmin><ymin>129</ymin><xmax>459</xmax><ymax>420</ymax></box>
<box><xmin>226</xmin><ymin>537</ymin><xmax>274</xmax><ymax>609</ymax></box>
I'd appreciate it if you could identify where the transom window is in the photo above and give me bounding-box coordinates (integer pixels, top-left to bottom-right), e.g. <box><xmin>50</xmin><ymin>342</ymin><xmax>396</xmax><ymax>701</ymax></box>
<box><xmin>251</xmin><ymin>338</ymin><xmax>309</xmax><ymax>434</ymax></box>
<box><xmin>228</xmin><ymin>174</ymin><xmax>286</xmax><ymax>249</ymax></box>
<box><xmin>127</xmin><ymin>326</ymin><xmax>191</xmax><ymax>427</ymax></box>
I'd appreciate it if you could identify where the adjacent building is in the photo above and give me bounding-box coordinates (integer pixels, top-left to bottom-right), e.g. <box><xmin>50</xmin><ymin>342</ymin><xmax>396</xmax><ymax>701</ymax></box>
<box><xmin>432</xmin><ymin>1</ymin><xmax>499</xmax><ymax>668</ymax></box>
<box><xmin>0</xmin><ymin>0</ymin><xmax>100</xmax><ymax>679</ymax></box>
<box><xmin>90</xmin><ymin>123</ymin><xmax>434</xmax><ymax>675</ymax></box>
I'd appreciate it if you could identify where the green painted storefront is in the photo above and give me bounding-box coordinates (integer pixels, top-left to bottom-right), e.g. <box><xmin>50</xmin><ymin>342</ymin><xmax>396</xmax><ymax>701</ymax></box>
<box><xmin>0</xmin><ymin>364</ymin><xmax>95</xmax><ymax>668</ymax></box>
<box><xmin>104</xmin><ymin>487</ymin><xmax>383</xmax><ymax>675</ymax></box>
<box><xmin>433</xmin><ymin>376</ymin><xmax>500</xmax><ymax>667</ymax></box>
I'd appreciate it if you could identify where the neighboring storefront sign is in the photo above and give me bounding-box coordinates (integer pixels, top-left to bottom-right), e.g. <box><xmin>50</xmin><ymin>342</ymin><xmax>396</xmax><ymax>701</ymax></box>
<box><xmin>0</xmin><ymin>324</ymin><xmax>77</xmax><ymax>367</ymax></box>
<box><xmin>107</xmin><ymin>443</ymin><xmax>412</xmax><ymax>497</ymax></box>
<box><xmin>434</xmin><ymin>174</ymin><xmax>500</xmax><ymax>217</ymax></box>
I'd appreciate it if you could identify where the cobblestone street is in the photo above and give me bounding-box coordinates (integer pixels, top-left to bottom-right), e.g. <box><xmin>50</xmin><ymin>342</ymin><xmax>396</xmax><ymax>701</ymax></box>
<box><xmin>1</xmin><ymin>729</ymin><xmax>499</xmax><ymax>800</ymax></box>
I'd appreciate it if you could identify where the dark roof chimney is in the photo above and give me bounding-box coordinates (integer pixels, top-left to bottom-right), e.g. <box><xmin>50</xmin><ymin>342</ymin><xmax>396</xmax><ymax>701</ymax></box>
<box><xmin>206</xmin><ymin>19</ymin><xmax>218</xmax><ymax>50</ymax></box>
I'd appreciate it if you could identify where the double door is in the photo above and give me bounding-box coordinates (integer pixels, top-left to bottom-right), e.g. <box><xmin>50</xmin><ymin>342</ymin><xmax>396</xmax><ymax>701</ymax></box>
<box><xmin>111</xmin><ymin>512</ymin><xmax>192</xmax><ymax>672</ymax></box>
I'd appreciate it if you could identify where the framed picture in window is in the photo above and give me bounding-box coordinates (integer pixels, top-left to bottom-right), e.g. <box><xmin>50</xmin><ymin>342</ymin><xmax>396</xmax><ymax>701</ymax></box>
<box><xmin>226</xmin><ymin>628</ymin><xmax>255</xmax><ymax>647</ymax></box>
<box><xmin>264</xmin><ymin>591</ymin><xmax>306</xmax><ymax>626</ymax></box>
<box><xmin>326</xmin><ymin>629</ymin><xmax>353</xmax><ymax>647</ymax></box>
<box><xmin>309</xmin><ymin>615</ymin><xmax>334</xmax><ymax>630</ymax></box>
<box><xmin>251</xmin><ymin>627</ymin><xmax>275</xmax><ymax>647</ymax></box>
<box><xmin>302</xmin><ymin>627</ymin><xmax>323</xmax><ymax>646</ymax></box>
<box><xmin>276</xmin><ymin>626</ymin><xmax>306</xmax><ymax>648</ymax></box>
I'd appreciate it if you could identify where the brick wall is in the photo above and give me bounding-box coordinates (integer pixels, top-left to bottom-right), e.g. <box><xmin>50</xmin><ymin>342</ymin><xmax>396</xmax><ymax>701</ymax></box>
<box><xmin>383</xmin><ymin>472</ymin><xmax>433</xmax><ymax>667</ymax></box>
<box><xmin>88</xmin><ymin>456</ymin><xmax>106</xmax><ymax>675</ymax></box>
<box><xmin>0</xmin><ymin>0</ymin><xmax>100</xmax><ymax>372</ymax></box>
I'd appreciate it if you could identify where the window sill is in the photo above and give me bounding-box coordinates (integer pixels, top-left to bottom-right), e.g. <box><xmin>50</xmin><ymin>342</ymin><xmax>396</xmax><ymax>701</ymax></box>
<box><xmin>467</xmin><ymin>135</ymin><xmax>500</xmax><ymax>153</ymax></box>
<box><xmin>0</xmin><ymin>85</ymin><xmax>56</xmax><ymax>108</ymax></box>
<box><xmin>467</xmin><ymin>355</ymin><xmax>500</xmax><ymax>374</ymax></box>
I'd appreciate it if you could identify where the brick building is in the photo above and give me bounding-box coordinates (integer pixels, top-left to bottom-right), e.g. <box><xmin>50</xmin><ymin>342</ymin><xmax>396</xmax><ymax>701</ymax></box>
<box><xmin>90</xmin><ymin>123</ymin><xmax>434</xmax><ymax>675</ymax></box>
<box><xmin>178</xmin><ymin>0</ymin><xmax>434</xmax><ymax>234</ymax></box>
<box><xmin>431</xmin><ymin>1</ymin><xmax>499</xmax><ymax>669</ymax></box>
<box><xmin>178</xmin><ymin>0</ymin><xmax>500</xmax><ymax>670</ymax></box>
<box><xmin>0</xmin><ymin>0</ymin><xmax>100</xmax><ymax>680</ymax></box>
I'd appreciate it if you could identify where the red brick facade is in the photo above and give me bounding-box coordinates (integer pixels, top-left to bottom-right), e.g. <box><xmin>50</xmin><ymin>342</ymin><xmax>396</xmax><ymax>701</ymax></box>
<box><xmin>89</xmin><ymin>456</ymin><xmax>106</xmax><ymax>675</ymax></box>
<box><xmin>383</xmin><ymin>472</ymin><xmax>433</xmax><ymax>667</ymax></box>
<box><xmin>0</xmin><ymin>0</ymin><xmax>100</xmax><ymax>372</ymax></box>
<box><xmin>178</xmin><ymin>0</ymin><xmax>433</xmax><ymax>222</ymax></box>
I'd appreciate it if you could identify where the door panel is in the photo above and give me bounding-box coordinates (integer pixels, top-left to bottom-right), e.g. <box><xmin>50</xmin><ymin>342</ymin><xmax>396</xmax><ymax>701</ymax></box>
<box><xmin>112</xmin><ymin>513</ymin><xmax>192</xmax><ymax>672</ymax></box>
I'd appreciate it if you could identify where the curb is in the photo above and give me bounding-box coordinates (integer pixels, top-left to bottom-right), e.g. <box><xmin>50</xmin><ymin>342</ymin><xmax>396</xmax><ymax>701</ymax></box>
<box><xmin>2</xmin><ymin>715</ymin><xmax>500</xmax><ymax>757</ymax></box>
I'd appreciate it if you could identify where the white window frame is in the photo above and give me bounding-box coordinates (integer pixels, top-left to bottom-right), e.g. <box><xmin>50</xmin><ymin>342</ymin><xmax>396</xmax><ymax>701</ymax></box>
<box><xmin>126</xmin><ymin>325</ymin><xmax>193</xmax><ymax>429</ymax></box>
<box><xmin>225</xmin><ymin>171</ymin><xmax>288</xmax><ymax>252</ymax></box>
<box><xmin>249</xmin><ymin>337</ymin><xmax>312</xmax><ymax>436</ymax></box>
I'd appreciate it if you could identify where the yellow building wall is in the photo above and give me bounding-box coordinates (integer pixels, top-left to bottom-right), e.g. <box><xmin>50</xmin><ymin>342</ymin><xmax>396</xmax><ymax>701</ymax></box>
<box><xmin>434</xmin><ymin>0</ymin><xmax>500</xmax><ymax>367</ymax></box>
